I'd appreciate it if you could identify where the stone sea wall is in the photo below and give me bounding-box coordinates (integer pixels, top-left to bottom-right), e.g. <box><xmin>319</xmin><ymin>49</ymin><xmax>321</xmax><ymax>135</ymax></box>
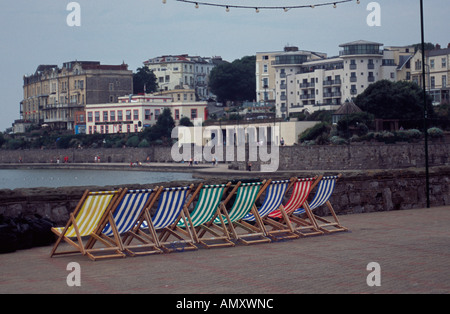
<box><xmin>0</xmin><ymin>167</ymin><xmax>449</xmax><ymax>226</ymax></box>
<box><xmin>1</xmin><ymin>137</ymin><xmax>448</xmax><ymax>171</ymax></box>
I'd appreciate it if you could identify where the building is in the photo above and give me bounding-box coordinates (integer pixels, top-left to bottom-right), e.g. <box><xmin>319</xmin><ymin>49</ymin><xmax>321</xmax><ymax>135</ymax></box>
<box><xmin>256</xmin><ymin>46</ymin><xmax>327</xmax><ymax>107</ymax></box>
<box><xmin>20</xmin><ymin>61</ymin><xmax>133</xmax><ymax>131</ymax></box>
<box><xmin>410</xmin><ymin>44</ymin><xmax>450</xmax><ymax>105</ymax></box>
<box><xmin>272</xmin><ymin>40</ymin><xmax>417</xmax><ymax>119</ymax></box>
<box><xmin>85</xmin><ymin>94</ymin><xmax>208</xmax><ymax>135</ymax></box>
<box><xmin>143</xmin><ymin>54</ymin><xmax>224</xmax><ymax>101</ymax></box>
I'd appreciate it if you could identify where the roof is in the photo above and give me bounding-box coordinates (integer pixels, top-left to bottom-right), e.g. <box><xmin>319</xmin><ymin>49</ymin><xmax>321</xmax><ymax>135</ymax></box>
<box><xmin>339</xmin><ymin>40</ymin><xmax>383</xmax><ymax>47</ymax></box>
<box><xmin>333</xmin><ymin>101</ymin><xmax>363</xmax><ymax>115</ymax></box>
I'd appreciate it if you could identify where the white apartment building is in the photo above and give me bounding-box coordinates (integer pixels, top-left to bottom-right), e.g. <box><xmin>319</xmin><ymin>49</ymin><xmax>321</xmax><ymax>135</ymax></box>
<box><xmin>85</xmin><ymin>94</ymin><xmax>207</xmax><ymax>135</ymax></box>
<box><xmin>273</xmin><ymin>40</ymin><xmax>416</xmax><ymax>118</ymax></box>
<box><xmin>143</xmin><ymin>54</ymin><xmax>223</xmax><ymax>101</ymax></box>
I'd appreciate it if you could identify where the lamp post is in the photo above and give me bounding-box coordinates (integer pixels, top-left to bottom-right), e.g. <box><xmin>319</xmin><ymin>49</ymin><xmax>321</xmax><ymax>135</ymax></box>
<box><xmin>420</xmin><ymin>0</ymin><xmax>430</xmax><ymax>208</ymax></box>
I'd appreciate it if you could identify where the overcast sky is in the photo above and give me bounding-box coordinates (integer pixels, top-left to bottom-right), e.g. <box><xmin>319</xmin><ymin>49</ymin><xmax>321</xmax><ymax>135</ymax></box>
<box><xmin>0</xmin><ymin>0</ymin><xmax>448</xmax><ymax>132</ymax></box>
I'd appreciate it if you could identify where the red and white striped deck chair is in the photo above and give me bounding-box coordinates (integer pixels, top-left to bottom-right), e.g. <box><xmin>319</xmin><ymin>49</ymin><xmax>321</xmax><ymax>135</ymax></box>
<box><xmin>264</xmin><ymin>175</ymin><xmax>322</xmax><ymax>238</ymax></box>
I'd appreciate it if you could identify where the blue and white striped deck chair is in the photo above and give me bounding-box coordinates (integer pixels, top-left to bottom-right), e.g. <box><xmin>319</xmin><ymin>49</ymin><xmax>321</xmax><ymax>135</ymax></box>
<box><xmin>135</xmin><ymin>185</ymin><xmax>197</xmax><ymax>253</ymax></box>
<box><xmin>211</xmin><ymin>180</ymin><xmax>270</xmax><ymax>245</ymax></box>
<box><xmin>292</xmin><ymin>174</ymin><xmax>348</xmax><ymax>233</ymax></box>
<box><xmin>85</xmin><ymin>188</ymin><xmax>162</xmax><ymax>258</ymax></box>
<box><xmin>240</xmin><ymin>179</ymin><xmax>291</xmax><ymax>241</ymax></box>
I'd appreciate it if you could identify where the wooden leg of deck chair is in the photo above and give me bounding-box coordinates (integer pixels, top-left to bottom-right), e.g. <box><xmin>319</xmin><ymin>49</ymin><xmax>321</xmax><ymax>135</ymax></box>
<box><xmin>314</xmin><ymin>201</ymin><xmax>348</xmax><ymax>233</ymax></box>
<box><xmin>290</xmin><ymin>204</ymin><xmax>324</xmax><ymax>237</ymax></box>
<box><xmin>50</xmin><ymin>213</ymin><xmax>86</xmax><ymax>257</ymax></box>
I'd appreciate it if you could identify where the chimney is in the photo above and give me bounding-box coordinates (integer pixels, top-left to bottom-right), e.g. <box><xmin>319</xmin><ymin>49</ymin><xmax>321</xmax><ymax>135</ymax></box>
<box><xmin>435</xmin><ymin>43</ymin><xmax>441</xmax><ymax>50</ymax></box>
<box><xmin>448</xmin><ymin>43</ymin><xmax>450</xmax><ymax>49</ymax></box>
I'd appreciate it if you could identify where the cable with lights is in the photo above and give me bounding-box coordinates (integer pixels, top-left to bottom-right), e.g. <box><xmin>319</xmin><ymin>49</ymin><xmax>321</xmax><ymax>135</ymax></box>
<box><xmin>162</xmin><ymin>0</ymin><xmax>361</xmax><ymax>12</ymax></box>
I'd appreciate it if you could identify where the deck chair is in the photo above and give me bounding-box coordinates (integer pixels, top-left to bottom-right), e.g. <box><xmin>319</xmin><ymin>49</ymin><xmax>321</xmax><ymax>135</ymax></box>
<box><xmin>201</xmin><ymin>181</ymin><xmax>270</xmax><ymax>245</ymax></box>
<box><xmin>126</xmin><ymin>185</ymin><xmax>197</xmax><ymax>253</ymax></box>
<box><xmin>84</xmin><ymin>188</ymin><xmax>162</xmax><ymax>259</ymax></box>
<box><xmin>265</xmin><ymin>176</ymin><xmax>323</xmax><ymax>239</ymax></box>
<box><xmin>241</xmin><ymin>179</ymin><xmax>291</xmax><ymax>239</ymax></box>
<box><xmin>50</xmin><ymin>189</ymin><xmax>126</xmax><ymax>259</ymax></box>
<box><xmin>172</xmin><ymin>182</ymin><xmax>235</xmax><ymax>249</ymax></box>
<box><xmin>293</xmin><ymin>174</ymin><xmax>348</xmax><ymax>233</ymax></box>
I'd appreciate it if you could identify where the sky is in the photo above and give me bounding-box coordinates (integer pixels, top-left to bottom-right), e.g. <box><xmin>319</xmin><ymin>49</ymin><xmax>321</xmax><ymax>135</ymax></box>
<box><xmin>0</xmin><ymin>0</ymin><xmax>449</xmax><ymax>132</ymax></box>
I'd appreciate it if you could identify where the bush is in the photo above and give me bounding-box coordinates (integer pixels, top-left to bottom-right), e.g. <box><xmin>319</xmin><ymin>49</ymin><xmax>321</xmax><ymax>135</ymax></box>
<box><xmin>299</xmin><ymin>122</ymin><xmax>331</xmax><ymax>143</ymax></box>
<box><xmin>330</xmin><ymin>136</ymin><xmax>348</xmax><ymax>145</ymax></box>
<box><xmin>427</xmin><ymin>127</ymin><xmax>443</xmax><ymax>138</ymax></box>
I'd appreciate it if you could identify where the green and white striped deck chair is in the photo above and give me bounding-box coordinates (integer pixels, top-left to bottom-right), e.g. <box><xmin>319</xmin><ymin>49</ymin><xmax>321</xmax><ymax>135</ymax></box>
<box><xmin>168</xmin><ymin>182</ymin><xmax>234</xmax><ymax>249</ymax></box>
<box><xmin>205</xmin><ymin>180</ymin><xmax>270</xmax><ymax>245</ymax></box>
<box><xmin>50</xmin><ymin>189</ymin><xmax>126</xmax><ymax>259</ymax></box>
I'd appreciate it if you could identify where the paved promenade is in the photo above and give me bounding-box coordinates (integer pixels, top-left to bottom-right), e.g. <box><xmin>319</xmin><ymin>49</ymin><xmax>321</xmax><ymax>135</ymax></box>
<box><xmin>1</xmin><ymin>205</ymin><xmax>449</xmax><ymax>295</ymax></box>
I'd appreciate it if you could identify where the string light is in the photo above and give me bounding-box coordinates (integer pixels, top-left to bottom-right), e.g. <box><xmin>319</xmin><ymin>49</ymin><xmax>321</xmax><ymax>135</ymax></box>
<box><xmin>165</xmin><ymin>0</ymin><xmax>360</xmax><ymax>11</ymax></box>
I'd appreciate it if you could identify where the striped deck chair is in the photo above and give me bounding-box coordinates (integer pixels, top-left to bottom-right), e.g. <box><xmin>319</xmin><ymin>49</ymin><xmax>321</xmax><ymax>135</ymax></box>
<box><xmin>167</xmin><ymin>182</ymin><xmax>235</xmax><ymax>249</ymax></box>
<box><xmin>292</xmin><ymin>174</ymin><xmax>348</xmax><ymax>233</ymax></box>
<box><xmin>203</xmin><ymin>180</ymin><xmax>270</xmax><ymax>245</ymax></box>
<box><xmin>241</xmin><ymin>179</ymin><xmax>291</xmax><ymax>239</ymax></box>
<box><xmin>264</xmin><ymin>176</ymin><xmax>323</xmax><ymax>238</ymax></box>
<box><xmin>127</xmin><ymin>185</ymin><xmax>197</xmax><ymax>253</ymax></box>
<box><xmin>84</xmin><ymin>188</ymin><xmax>162</xmax><ymax>259</ymax></box>
<box><xmin>50</xmin><ymin>189</ymin><xmax>126</xmax><ymax>259</ymax></box>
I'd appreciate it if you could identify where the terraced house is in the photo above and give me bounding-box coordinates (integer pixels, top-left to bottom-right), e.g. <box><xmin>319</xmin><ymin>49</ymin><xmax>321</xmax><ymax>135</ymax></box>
<box><xmin>20</xmin><ymin>61</ymin><xmax>133</xmax><ymax>131</ymax></box>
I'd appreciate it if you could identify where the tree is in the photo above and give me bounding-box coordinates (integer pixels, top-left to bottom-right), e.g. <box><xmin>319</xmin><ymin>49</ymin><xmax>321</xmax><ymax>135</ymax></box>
<box><xmin>133</xmin><ymin>66</ymin><xmax>158</xmax><ymax>94</ymax></box>
<box><xmin>142</xmin><ymin>108</ymin><xmax>175</xmax><ymax>143</ymax></box>
<box><xmin>179</xmin><ymin>117</ymin><xmax>193</xmax><ymax>126</ymax></box>
<box><xmin>209</xmin><ymin>56</ymin><xmax>256</xmax><ymax>103</ymax></box>
<box><xmin>354</xmin><ymin>80</ymin><xmax>433</xmax><ymax>123</ymax></box>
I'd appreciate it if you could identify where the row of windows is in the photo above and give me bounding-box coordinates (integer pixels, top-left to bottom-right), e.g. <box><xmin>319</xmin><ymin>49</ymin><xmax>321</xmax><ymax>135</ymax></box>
<box><xmin>87</xmin><ymin>108</ymin><xmax>199</xmax><ymax>123</ymax></box>
<box><xmin>88</xmin><ymin>124</ymin><xmax>138</xmax><ymax>134</ymax></box>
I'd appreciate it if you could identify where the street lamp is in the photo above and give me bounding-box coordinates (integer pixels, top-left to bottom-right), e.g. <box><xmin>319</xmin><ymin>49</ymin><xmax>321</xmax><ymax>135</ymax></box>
<box><xmin>420</xmin><ymin>0</ymin><xmax>430</xmax><ymax>208</ymax></box>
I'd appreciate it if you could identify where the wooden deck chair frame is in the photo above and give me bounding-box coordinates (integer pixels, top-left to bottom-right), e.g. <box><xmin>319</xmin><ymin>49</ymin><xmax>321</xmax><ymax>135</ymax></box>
<box><xmin>125</xmin><ymin>184</ymin><xmax>197</xmax><ymax>254</ymax></box>
<box><xmin>84</xmin><ymin>188</ymin><xmax>162</xmax><ymax>259</ymax></box>
<box><xmin>264</xmin><ymin>176</ymin><xmax>323</xmax><ymax>239</ymax></box>
<box><xmin>50</xmin><ymin>188</ymin><xmax>126</xmax><ymax>260</ymax></box>
<box><xmin>292</xmin><ymin>174</ymin><xmax>348</xmax><ymax>233</ymax></box>
<box><xmin>200</xmin><ymin>180</ymin><xmax>270</xmax><ymax>245</ymax></box>
<box><xmin>166</xmin><ymin>182</ymin><xmax>235</xmax><ymax>249</ymax></box>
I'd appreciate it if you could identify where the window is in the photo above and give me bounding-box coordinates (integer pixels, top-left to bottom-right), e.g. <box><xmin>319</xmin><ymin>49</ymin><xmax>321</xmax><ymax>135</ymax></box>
<box><xmin>134</xmin><ymin>124</ymin><xmax>138</xmax><ymax>132</ymax></box>
<box><xmin>133</xmin><ymin>109</ymin><xmax>139</xmax><ymax>120</ymax></box>
<box><xmin>87</xmin><ymin>112</ymin><xmax>93</xmax><ymax>122</ymax></box>
<box><xmin>175</xmin><ymin>109</ymin><xmax>180</xmax><ymax>120</ymax></box>
<box><xmin>89</xmin><ymin>126</ymin><xmax>92</xmax><ymax>134</ymax></box>
<box><xmin>109</xmin><ymin>83</ymin><xmax>114</xmax><ymax>91</ymax></box>
<box><xmin>430</xmin><ymin>59</ymin><xmax>435</xmax><ymax>70</ymax></box>
<box><xmin>263</xmin><ymin>64</ymin><xmax>268</xmax><ymax>73</ymax></box>
<box><xmin>117</xmin><ymin>110</ymin><xmax>123</xmax><ymax>121</ymax></box>
<box><xmin>110</xmin><ymin>111</ymin><xmax>115</xmax><ymax>121</ymax></box>
<box><xmin>126</xmin><ymin>110</ymin><xmax>132</xmax><ymax>121</ymax></box>
<box><xmin>190</xmin><ymin>108</ymin><xmax>197</xmax><ymax>120</ymax></box>
<box><xmin>94</xmin><ymin>111</ymin><xmax>100</xmax><ymax>122</ymax></box>
<box><xmin>103</xmin><ymin>111</ymin><xmax>108</xmax><ymax>122</ymax></box>
<box><xmin>443</xmin><ymin>75</ymin><xmax>447</xmax><ymax>88</ymax></box>
<box><xmin>442</xmin><ymin>58</ymin><xmax>447</xmax><ymax>68</ymax></box>
<box><xmin>145</xmin><ymin>109</ymin><xmax>151</xmax><ymax>120</ymax></box>
<box><xmin>154</xmin><ymin>109</ymin><xmax>160</xmax><ymax>120</ymax></box>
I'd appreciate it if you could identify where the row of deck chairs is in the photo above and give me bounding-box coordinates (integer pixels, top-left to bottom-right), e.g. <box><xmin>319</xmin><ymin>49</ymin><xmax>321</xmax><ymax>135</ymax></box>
<box><xmin>50</xmin><ymin>174</ymin><xmax>348</xmax><ymax>261</ymax></box>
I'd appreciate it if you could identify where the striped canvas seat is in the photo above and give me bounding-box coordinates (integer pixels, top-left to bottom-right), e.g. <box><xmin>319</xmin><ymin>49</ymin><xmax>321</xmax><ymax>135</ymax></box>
<box><xmin>268</xmin><ymin>177</ymin><xmax>316</xmax><ymax>219</ymax></box>
<box><xmin>50</xmin><ymin>189</ymin><xmax>125</xmax><ymax>259</ymax></box>
<box><xmin>102</xmin><ymin>189</ymin><xmax>154</xmax><ymax>236</ymax></box>
<box><xmin>149</xmin><ymin>186</ymin><xmax>190</xmax><ymax>230</ymax></box>
<box><xmin>178</xmin><ymin>184</ymin><xmax>228</xmax><ymax>228</ymax></box>
<box><xmin>294</xmin><ymin>176</ymin><xmax>338</xmax><ymax>215</ymax></box>
<box><xmin>215</xmin><ymin>182</ymin><xmax>263</xmax><ymax>225</ymax></box>
<box><xmin>53</xmin><ymin>191</ymin><xmax>119</xmax><ymax>238</ymax></box>
<box><xmin>243</xmin><ymin>180</ymin><xmax>289</xmax><ymax>222</ymax></box>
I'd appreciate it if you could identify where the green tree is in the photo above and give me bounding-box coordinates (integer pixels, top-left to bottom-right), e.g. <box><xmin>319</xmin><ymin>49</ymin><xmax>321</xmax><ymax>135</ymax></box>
<box><xmin>142</xmin><ymin>108</ymin><xmax>175</xmax><ymax>143</ymax></box>
<box><xmin>179</xmin><ymin>116</ymin><xmax>193</xmax><ymax>126</ymax></box>
<box><xmin>133</xmin><ymin>66</ymin><xmax>158</xmax><ymax>94</ymax></box>
<box><xmin>354</xmin><ymin>80</ymin><xmax>433</xmax><ymax>123</ymax></box>
<box><xmin>209</xmin><ymin>56</ymin><xmax>256</xmax><ymax>103</ymax></box>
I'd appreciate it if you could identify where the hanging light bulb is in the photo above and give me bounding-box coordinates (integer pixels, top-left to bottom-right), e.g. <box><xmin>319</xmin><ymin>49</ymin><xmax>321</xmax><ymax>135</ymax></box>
<box><xmin>195</xmin><ymin>2</ymin><xmax>199</xmax><ymax>8</ymax></box>
<box><xmin>357</xmin><ymin>0</ymin><xmax>360</xmax><ymax>4</ymax></box>
<box><xmin>311</xmin><ymin>5</ymin><xmax>315</xmax><ymax>8</ymax></box>
<box><xmin>255</xmin><ymin>7</ymin><xmax>259</xmax><ymax>13</ymax></box>
<box><xmin>162</xmin><ymin>0</ymin><xmax>166</xmax><ymax>4</ymax></box>
<box><xmin>226</xmin><ymin>6</ymin><xmax>230</xmax><ymax>12</ymax></box>
<box><xmin>333</xmin><ymin>3</ymin><xmax>337</xmax><ymax>8</ymax></box>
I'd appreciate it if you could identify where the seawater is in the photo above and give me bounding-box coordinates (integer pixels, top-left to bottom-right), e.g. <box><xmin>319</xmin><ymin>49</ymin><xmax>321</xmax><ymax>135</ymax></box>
<box><xmin>0</xmin><ymin>169</ymin><xmax>195</xmax><ymax>189</ymax></box>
